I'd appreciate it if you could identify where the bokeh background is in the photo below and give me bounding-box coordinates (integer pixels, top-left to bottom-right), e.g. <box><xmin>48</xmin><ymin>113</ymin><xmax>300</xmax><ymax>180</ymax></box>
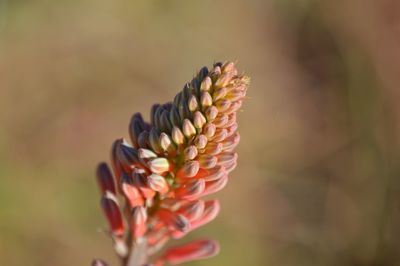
<box><xmin>1</xmin><ymin>1</ymin><xmax>400</xmax><ymax>265</ymax></box>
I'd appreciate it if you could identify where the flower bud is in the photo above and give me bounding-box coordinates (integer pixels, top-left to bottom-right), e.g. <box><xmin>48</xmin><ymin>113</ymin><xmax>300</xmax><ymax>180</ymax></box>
<box><xmin>157</xmin><ymin>209</ymin><xmax>190</xmax><ymax>232</ymax></box>
<box><xmin>147</xmin><ymin>174</ymin><xmax>169</xmax><ymax>194</ymax></box>
<box><xmin>138</xmin><ymin>148</ymin><xmax>158</xmax><ymax>160</ymax></box>
<box><xmin>203</xmin><ymin>123</ymin><xmax>216</xmax><ymax>139</ymax></box>
<box><xmin>182</xmin><ymin>119</ymin><xmax>196</xmax><ymax>138</ymax></box>
<box><xmin>101</xmin><ymin>192</ymin><xmax>124</xmax><ymax>236</ymax></box>
<box><xmin>177</xmin><ymin>200</ymin><xmax>205</xmax><ymax>221</ymax></box>
<box><xmin>159</xmin><ymin>132</ymin><xmax>175</xmax><ymax>153</ymax></box>
<box><xmin>172</xmin><ymin>126</ymin><xmax>185</xmax><ymax>145</ymax></box>
<box><xmin>193</xmin><ymin>111</ymin><xmax>206</xmax><ymax>129</ymax></box>
<box><xmin>161</xmin><ymin>239</ymin><xmax>219</xmax><ymax>265</ymax></box>
<box><xmin>177</xmin><ymin>160</ymin><xmax>200</xmax><ymax>178</ymax></box>
<box><xmin>174</xmin><ymin>179</ymin><xmax>205</xmax><ymax>200</ymax></box>
<box><xmin>198</xmin><ymin>155</ymin><xmax>218</xmax><ymax>169</ymax></box>
<box><xmin>148</xmin><ymin>158</ymin><xmax>170</xmax><ymax>174</ymax></box>
<box><xmin>96</xmin><ymin>162</ymin><xmax>116</xmax><ymax>194</ymax></box>
<box><xmin>205</xmin><ymin>106</ymin><xmax>218</xmax><ymax>121</ymax></box>
<box><xmin>184</xmin><ymin>145</ymin><xmax>198</xmax><ymax>161</ymax></box>
<box><xmin>200</xmin><ymin>91</ymin><xmax>213</xmax><ymax>108</ymax></box>
<box><xmin>188</xmin><ymin>94</ymin><xmax>199</xmax><ymax>112</ymax></box>
<box><xmin>200</xmin><ymin>76</ymin><xmax>212</xmax><ymax>92</ymax></box>
<box><xmin>194</xmin><ymin>134</ymin><xmax>208</xmax><ymax>150</ymax></box>
<box><xmin>121</xmin><ymin>173</ymin><xmax>144</xmax><ymax>207</ymax></box>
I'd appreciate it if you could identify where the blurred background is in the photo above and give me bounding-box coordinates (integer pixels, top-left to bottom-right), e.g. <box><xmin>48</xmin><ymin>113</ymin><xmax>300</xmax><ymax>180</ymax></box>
<box><xmin>1</xmin><ymin>0</ymin><xmax>400</xmax><ymax>265</ymax></box>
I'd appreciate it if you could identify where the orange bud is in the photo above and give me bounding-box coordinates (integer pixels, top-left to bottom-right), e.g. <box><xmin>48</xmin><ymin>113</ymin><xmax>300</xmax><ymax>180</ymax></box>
<box><xmin>162</xmin><ymin>239</ymin><xmax>220</xmax><ymax>265</ymax></box>
<box><xmin>101</xmin><ymin>192</ymin><xmax>125</xmax><ymax>237</ymax></box>
<box><xmin>121</xmin><ymin>174</ymin><xmax>144</xmax><ymax>207</ymax></box>
<box><xmin>96</xmin><ymin>162</ymin><xmax>116</xmax><ymax>194</ymax></box>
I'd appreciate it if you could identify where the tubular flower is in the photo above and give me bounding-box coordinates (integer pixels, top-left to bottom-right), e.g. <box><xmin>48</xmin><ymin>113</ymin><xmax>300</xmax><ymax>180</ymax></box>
<box><xmin>94</xmin><ymin>61</ymin><xmax>249</xmax><ymax>266</ymax></box>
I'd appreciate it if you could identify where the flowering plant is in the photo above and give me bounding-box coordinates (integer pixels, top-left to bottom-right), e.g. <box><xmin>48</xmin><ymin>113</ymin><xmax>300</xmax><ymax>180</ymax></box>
<box><xmin>93</xmin><ymin>61</ymin><xmax>249</xmax><ymax>266</ymax></box>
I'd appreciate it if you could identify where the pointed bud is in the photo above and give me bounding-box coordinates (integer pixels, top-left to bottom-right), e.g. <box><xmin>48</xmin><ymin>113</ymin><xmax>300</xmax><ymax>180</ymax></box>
<box><xmin>111</xmin><ymin>139</ymin><xmax>124</xmax><ymax>186</ymax></box>
<box><xmin>129</xmin><ymin>113</ymin><xmax>145</xmax><ymax>147</ymax></box>
<box><xmin>132</xmin><ymin>170</ymin><xmax>156</xmax><ymax>199</ymax></box>
<box><xmin>182</xmin><ymin>119</ymin><xmax>196</xmax><ymax>138</ymax></box>
<box><xmin>204</xmin><ymin>142</ymin><xmax>222</xmax><ymax>156</ymax></box>
<box><xmin>137</xmin><ymin>130</ymin><xmax>150</xmax><ymax>148</ymax></box>
<box><xmin>203</xmin><ymin>123</ymin><xmax>216</xmax><ymax>139</ymax></box>
<box><xmin>198</xmin><ymin>67</ymin><xmax>209</xmax><ymax>81</ymax></box>
<box><xmin>159</xmin><ymin>133</ymin><xmax>175</xmax><ymax>153</ymax></box>
<box><xmin>177</xmin><ymin>160</ymin><xmax>200</xmax><ymax>178</ymax></box>
<box><xmin>131</xmin><ymin>206</ymin><xmax>147</xmax><ymax>238</ymax></box>
<box><xmin>171</xmin><ymin>126</ymin><xmax>185</xmax><ymax>145</ymax></box>
<box><xmin>184</xmin><ymin>145</ymin><xmax>198</xmax><ymax>161</ymax></box>
<box><xmin>149</xmin><ymin>128</ymin><xmax>162</xmax><ymax>154</ymax></box>
<box><xmin>148</xmin><ymin>157</ymin><xmax>170</xmax><ymax>174</ymax></box>
<box><xmin>96</xmin><ymin>162</ymin><xmax>116</xmax><ymax>194</ymax></box>
<box><xmin>169</xmin><ymin>105</ymin><xmax>181</xmax><ymax>127</ymax></box>
<box><xmin>147</xmin><ymin>174</ymin><xmax>169</xmax><ymax>194</ymax></box>
<box><xmin>200</xmin><ymin>76</ymin><xmax>212</xmax><ymax>92</ymax></box>
<box><xmin>188</xmin><ymin>95</ymin><xmax>199</xmax><ymax>112</ymax></box>
<box><xmin>193</xmin><ymin>134</ymin><xmax>208</xmax><ymax>150</ymax></box>
<box><xmin>153</xmin><ymin>105</ymin><xmax>165</xmax><ymax>130</ymax></box>
<box><xmin>200</xmin><ymin>91</ymin><xmax>213</xmax><ymax>108</ymax></box>
<box><xmin>174</xmin><ymin>179</ymin><xmax>205</xmax><ymax>200</ymax></box>
<box><xmin>193</xmin><ymin>111</ymin><xmax>207</xmax><ymax>129</ymax></box>
<box><xmin>101</xmin><ymin>192</ymin><xmax>124</xmax><ymax>236</ymax></box>
<box><xmin>162</xmin><ymin>239</ymin><xmax>219</xmax><ymax>265</ymax></box>
<box><xmin>138</xmin><ymin>148</ymin><xmax>158</xmax><ymax>159</ymax></box>
<box><xmin>151</xmin><ymin>104</ymin><xmax>161</xmax><ymax>126</ymax></box>
<box><xmin>198</xmin><ymin>155</ymin><xmax>218</xmax><ymax>169</ymax></box>
<box><xmin>117</xmin><ymin>141</ymin><xmax>141</xmax><ymax>168</ymax></box>
<box><xmin>160</xmin><ymin>110</ymin><xmax>172</xmax><ymax>133</ymax></box>
<box><xmin>221</xmin><ymin>61</ymin><xmax>236</xmax><ymax>73</ymax></box>
<box><xmin>205</xmin><ymin>106</ymin><xmax>218</xmax><ymax>121</ymax></box>
<box><xmin>209</xmin><ymin>66</ymin><xmax>221</xmax><ymax>81</ymax></box>
<box><xmin>178</xmin><ymin>93</ymin><xmax>191</xmax><ymax>120</ymax></box>
<box><xmin>212</xmin><ymin>87</ymin><xmax>227</xmax><ymax>101</ymax></box>
<box><xmin>121</xmin><ymin>173</ymin><xmax>144</xmax><ymax>207</ymax></box>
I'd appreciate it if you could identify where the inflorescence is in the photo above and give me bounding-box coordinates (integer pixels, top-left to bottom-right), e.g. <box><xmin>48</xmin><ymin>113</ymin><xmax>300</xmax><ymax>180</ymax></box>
<box><xmin>93</xmin><ymin>61</ymin><xmax>249</xmax><ymax>266</ymax></box>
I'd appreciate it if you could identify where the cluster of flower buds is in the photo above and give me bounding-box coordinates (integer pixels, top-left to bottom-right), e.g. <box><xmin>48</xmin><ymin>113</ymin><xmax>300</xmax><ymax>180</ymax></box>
<box><xmin>93</xmin><ymin>61</ymin><xmax>249</xmax><ymax>266</ymax></box>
